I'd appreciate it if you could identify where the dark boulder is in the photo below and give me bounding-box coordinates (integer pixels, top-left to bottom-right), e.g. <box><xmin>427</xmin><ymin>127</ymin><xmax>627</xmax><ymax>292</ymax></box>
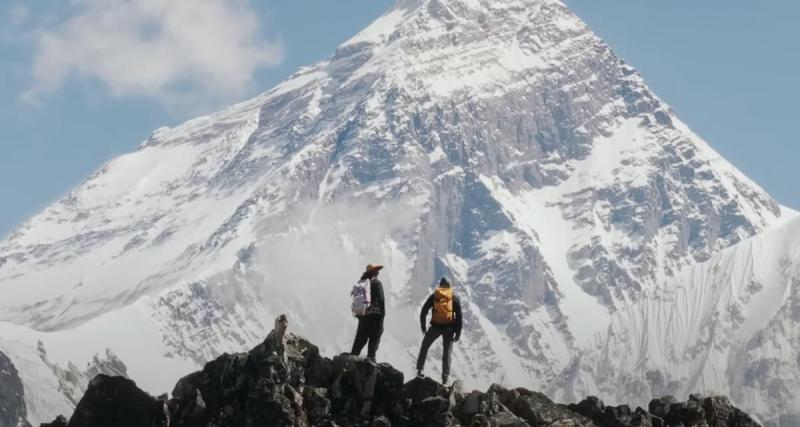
<box><xmin>648</xmin><ymin>397</ymin><xmax>677</xmax><ymax>420</ymax></box>
<box><xmin>329</xmin><ymin>354</ymin><xmax>405</xmax><ymax>423</ymax></box>
<box><xmin>569</xmin><ymin>396</ymin><xmax>606</xmax><ymax>422</ymax></box>
<box><xmin>664</xmin><ymin>400</ymin><xmax>705</xmax><ymax>427</ymax></box>
<box><xmin>455</xmin><ymin>386</ymin><xmax>517</xmax><ymax>426</ymax></box>
<box><xmin>290</xmin><ymin>336</ymin><xmax>334</xmax><ymax>388</ymax></box>
<box><xmin>698</xmin><ymin>396</ymin><xmax>759</xmax><ymax>427</ymax></box>
<box><xmin>411</xmin><ymin>396</ymin><xmax>456</xmax><ymax>426</ymax></box>
<box><xmin>470</xmin><ymin>410</ymin><xmax>528</xmax><ymax>427</ymax></box>
<box><xmin>302</xmin><ymin>386</ymin><xmax>331</xmax><ymax>423</ymax></box>
<box><xmin>506</xmin><ymin>389</ymin><xmax>593</xmax><ymax>426</ymax></box>
<box><xmin>373</xmin><ymin>363</ymin><xmax>405</xmax><ymax>418</ymax></box>
<box><xmin>403</xmin><ymin>376</ymin><xmax>445</xmax><ymax>406</ymax></box>
<box><xmin>39</xmin><ymin>416</ymin><xmax>67</xmax><ymax>427</ymax></box>
<box><xmin>65</xmin><ymin>374</ymin><xmax>165</xmax><ymax>427</ymax></box>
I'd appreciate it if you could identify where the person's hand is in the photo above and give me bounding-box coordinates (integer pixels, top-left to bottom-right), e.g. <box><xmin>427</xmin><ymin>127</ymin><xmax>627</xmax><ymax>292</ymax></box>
<box><xmin>453</xmin><ymin>333</ymin><xmax>460</xmax><ymax>343</ymax></box>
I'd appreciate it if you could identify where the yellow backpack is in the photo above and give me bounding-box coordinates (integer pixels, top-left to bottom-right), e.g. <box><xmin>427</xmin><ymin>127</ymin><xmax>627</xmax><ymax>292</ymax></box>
<box><xmin>432</xmin><ymin>287</ymin><xmax>454</xmax><ymax>324</ymax></box>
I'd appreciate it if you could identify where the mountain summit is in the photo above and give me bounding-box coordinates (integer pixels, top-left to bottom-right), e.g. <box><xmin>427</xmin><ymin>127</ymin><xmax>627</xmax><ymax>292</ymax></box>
<box><xmin>0</xmin><ymin>0</ymin><xmax>794</xmax><ymax>424</ymax></box>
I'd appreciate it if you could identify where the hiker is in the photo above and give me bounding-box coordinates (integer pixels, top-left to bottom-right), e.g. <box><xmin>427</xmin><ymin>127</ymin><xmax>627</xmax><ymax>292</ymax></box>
<box><xmin>416</xmin><ymin>277</ymin><xmax>462</xmax><ymax>384</ymax></box>
<box><xmin>350</xmin><ymin>264</ymin><xmax>386</xmax><ymax>361</ymax></box>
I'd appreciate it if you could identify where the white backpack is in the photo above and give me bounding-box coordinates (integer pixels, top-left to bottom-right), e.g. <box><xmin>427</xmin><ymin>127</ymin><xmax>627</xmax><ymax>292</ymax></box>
<box><xmin>350</xmin><ymin>279</ymin><xmax>372</xmax><ymax>316</ymax></box>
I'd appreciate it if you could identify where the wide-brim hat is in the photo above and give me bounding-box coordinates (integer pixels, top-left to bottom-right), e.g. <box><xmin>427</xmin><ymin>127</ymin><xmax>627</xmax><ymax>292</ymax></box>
<box><xmin>364</xmin><ymin>264</ymin><xmax>384</xmax><ymax>275</ymax></box>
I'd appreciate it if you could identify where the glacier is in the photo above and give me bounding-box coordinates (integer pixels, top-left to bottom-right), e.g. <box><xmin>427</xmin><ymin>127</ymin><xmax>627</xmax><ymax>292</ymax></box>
<box><xmin>0</xmin><ymin>0</ymin><xmax>796</xmax><ymax>425</ymax></box>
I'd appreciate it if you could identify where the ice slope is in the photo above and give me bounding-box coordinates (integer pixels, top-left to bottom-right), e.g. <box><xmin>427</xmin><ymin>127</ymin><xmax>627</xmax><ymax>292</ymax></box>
<box><xmin>0</xmin><ymin>0</ymin><xmax>792</xmax><ymax>422</ymax></box>
<box><xmin>552</xmin><ymin>216</ymin><xmax>800</xmax><ymax>426</ymax></box>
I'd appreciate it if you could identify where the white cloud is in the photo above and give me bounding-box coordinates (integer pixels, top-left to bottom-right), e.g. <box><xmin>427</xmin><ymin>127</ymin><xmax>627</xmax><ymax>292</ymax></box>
<box><xmin>23</xmin><ymin>0</ymin><xmax>283</xmax><ymax>109</ymax></box>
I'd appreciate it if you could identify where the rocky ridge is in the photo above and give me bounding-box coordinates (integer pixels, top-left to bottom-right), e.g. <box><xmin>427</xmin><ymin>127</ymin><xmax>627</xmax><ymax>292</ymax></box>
<box><xmin>40</xmin><ymin>317</ymin><xmax>760</xmax><ymax>427</ymax></box>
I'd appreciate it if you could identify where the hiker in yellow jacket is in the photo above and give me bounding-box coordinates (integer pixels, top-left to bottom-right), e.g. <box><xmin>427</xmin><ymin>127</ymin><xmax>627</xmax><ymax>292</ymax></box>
<box><xmin>416</xmin><ymin>277</ymin><xmax>463</xmax><ymax>384</ymax></box>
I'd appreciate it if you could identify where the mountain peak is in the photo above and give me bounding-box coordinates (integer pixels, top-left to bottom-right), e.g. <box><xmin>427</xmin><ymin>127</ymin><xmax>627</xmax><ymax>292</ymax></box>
<box><xmin>337</xmin><ymin>0</ymin><xmax>590</xmax><ymax>102</ymax></box>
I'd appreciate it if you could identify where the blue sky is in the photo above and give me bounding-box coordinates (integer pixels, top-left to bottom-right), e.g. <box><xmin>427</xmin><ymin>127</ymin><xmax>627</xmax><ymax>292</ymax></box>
<box><xmin>0</xmin><ymin>1</ymin><xmax>797</xmax><ymax>237</ymax></box>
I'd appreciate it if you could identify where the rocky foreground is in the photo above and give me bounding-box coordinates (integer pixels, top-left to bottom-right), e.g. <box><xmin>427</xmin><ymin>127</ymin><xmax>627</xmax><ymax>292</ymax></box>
<box><xmin>40</xmin><ymin>320</ymin><xmax>760</xmax><ymax>427</ymax></box>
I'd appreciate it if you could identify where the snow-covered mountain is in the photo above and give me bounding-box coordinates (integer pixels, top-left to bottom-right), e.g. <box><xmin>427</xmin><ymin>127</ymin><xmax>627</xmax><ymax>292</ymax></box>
<box><xmin>551</xmin><ymin>215</ymin><xmax>800</xmax><ymax>427</ymax></box>
<box><xmin>0</xmin><ymin>0</ymin><xmax>795</xmax><ymax>424</ymax></box>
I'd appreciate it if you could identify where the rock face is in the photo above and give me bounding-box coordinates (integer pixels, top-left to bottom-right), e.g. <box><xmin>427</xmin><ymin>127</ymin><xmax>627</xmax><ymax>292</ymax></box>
<box><xmin>0</xmin><ymin>350</ymin><xmax>30</xmax><ymax>427</ymax></box>
<box><xmin>0</xmin><ymin>0</ymin><xmax>796</xmax><ymax>424</ymax></box>
<box><xmin>42</xmin><ymin>321</ymin><xmax>761</xmax><ymax>427</ymax></box>
<box><xmin>65</xmin><ymin>375</ymin><xmax>164</xmax><ymax>427</ymax></box>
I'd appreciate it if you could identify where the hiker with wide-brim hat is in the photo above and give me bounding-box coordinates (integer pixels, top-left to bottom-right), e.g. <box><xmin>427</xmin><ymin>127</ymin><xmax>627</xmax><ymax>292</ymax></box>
<box><xmin>350</xmin><ymin>264</ymin><xmax>386</xmax><ymax>361</ymax></box>
<box><xmin>416</xmin><ymin>276</ymin><xmax>463</xmax><ymax>384</ymax></box>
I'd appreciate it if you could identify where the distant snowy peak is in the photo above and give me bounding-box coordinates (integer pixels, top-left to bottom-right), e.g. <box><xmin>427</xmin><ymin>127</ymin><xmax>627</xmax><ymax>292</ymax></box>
<box><xmin>338</xmin><ymin>0</ymin><xmax>592</xmax><ymax>101</ymax></box>
<box><xmin>554</xmin><ymin>215</ymin><xmax>800</xmax><ymax>426</ymax></box>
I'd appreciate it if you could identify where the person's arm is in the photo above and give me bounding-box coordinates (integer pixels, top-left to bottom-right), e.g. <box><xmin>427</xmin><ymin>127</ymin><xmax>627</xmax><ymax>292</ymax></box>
<box><xmin>419</xmin><ymin>294</ymin><xmax>434</xmax><ymax>333</ymax></box>
<box><xmin>454</xmin><ymin>296</ymin><xmax>463</xmax><ymax>341</ymax></box>
<box><xmin>371</xmin><ymin>279</ymin><xmax>385</xmax><ymax>316</ymax></box>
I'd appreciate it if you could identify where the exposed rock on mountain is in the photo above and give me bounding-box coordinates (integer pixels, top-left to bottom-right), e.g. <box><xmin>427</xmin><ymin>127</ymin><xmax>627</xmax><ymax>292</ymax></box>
<box><xmin>0</xmin><ymin>350</ymin><xmax>30</xmax><ymax>427</ymax></box>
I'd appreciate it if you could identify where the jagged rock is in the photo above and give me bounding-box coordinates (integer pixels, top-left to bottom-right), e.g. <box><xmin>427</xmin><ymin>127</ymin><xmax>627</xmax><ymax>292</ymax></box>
<box><xmin>698</xmin><ymin>396</ymin><xmax>759</xmax><ymax>427</ymax></box>
<box><xmin>569</xmin><ymin>397</ymin><xmax>606</xmax><ymax>421</ymax></box>
<box><xmin>247</xmin><ymin>382</ymin><xmax>297</xmax><ymax>426</ymax></box>
<box><xmin>170</xmin><ymin>371</ymin><xmax>208</xmax><ymax>424</ymax></box>
<box><xmin>411</xmin><ymin>396</ymin><xmax>455</xmax><ymax>426</ymax></box>
<box><xmin>648</xmin><ymin>397</ymin><xmax>677</xmax><ymax>420</ymax></box>
<box><xmin>303</xmin><ymin>386</ymin><xmax>332</xmax><ymax>423</ymax></box>
<box><xmin>370</xmin><ymin>415</ymin><xmax>391</xmax><ymax>427</ymax></box>
<box><xmin>291</xmin><ymin>337</ymin><xmax>334</xmax><ymax>388</ymax></box>
<box><xmin>403</xmin><ymin>376</ymin><xmax>446</xmax><ymax>406</ymax></box>
<box><xmin>0</xmin><ymin>350</ymin><xmax>30</xmax><ymax>427</ymax></box>
<box><xmin>283</xmin><ymin>384</ymin><xmax>309</xmax><ymax>426</ymax></box>
<box><xmin>664</xmin><ymin>401</ymin><xmax>705</xmax><ymax>427</ymax></box>
<box><xmin>372</xmin><ymin>363</ymin><xmax>405</xmax><ymax>418</ymax></box>
<box><xmin>39</xmin><ymin>416</ymin><xmax>67</xmax><ymax>427</ymax></box>
<box><xmin>456</xmin><ymin>386</ymin><xmax>515</xmax><ymax>425</ymax></box>
<box><xmin>504</xmin><ymin>389</ymin><xmax>593</xmax><ymax>426</ymax></box>
<box><xmin>471</xmin><ymin>411</ymin><xmax>528</xmax><ymax>427</ymax></box>
<box><xmin>65</xmin><ymin>374</ymin><xmax>165</xmax><ymax>427</ymax></box>
<box><xmin>330</xmin><ymin>354</ymin><xmax>378</xmax><ymax>418</ymax></box>
<box><xmin>487</xmin><ymin>384</ymin><xmax>521</xmax><ymax>406</ymax></box>
<box><xmin>46</xmin><ymin>322</ymin><xmax>762</xmax><ymax>427</ymax></box>
<box><xmin>329</xmin><ymin>354</ymin><xmax>405</xmax><ymax>422</ymax></box>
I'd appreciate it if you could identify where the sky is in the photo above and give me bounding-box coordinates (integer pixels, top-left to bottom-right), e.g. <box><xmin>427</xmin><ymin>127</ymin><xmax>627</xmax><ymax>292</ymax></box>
<box><xmin>0</xmin><ymin>0</ymin><xmax>797</xmax><ymax>237</ymax></box>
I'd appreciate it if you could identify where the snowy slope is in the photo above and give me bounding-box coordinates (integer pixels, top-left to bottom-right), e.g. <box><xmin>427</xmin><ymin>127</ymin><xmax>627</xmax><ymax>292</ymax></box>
<box><xmin>552</xmin><ymin>215</ymin><xmax>800</xmax><ymax>426</ymax></box>
<box><xmin>0</xmin><ymin>0</ymin><xmax>793</xmax><ymax>423</ymax></box>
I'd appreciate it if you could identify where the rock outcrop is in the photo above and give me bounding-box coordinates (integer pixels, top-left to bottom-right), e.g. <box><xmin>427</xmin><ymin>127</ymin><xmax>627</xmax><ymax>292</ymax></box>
<box><xmin>40</xmin><ymin>317</ymin><xmax>760</xmax><ymax>427</ymax></box>
<box><xmin>0</xmin><ymin>350</ymin><xmax>31</xmax><ymax>427</ymax></box>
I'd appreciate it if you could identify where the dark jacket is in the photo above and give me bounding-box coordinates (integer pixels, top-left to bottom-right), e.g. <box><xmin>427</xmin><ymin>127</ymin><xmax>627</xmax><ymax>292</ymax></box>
<box><xmin>368</xmin><ymin>278</ymin><xmax>385</xmax><ymax>317</ymax></box>
<box><xmin>419</xmin><ymin>291</ymin><xmax>462</xmax><ymax>334</ymax></box>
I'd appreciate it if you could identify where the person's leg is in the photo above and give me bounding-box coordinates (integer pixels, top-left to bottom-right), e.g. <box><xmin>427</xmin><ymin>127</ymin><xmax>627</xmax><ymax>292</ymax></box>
<box><xmin>366</xmin><ymin>316</ymin><xmax>384</xmax><ymax>361</ymax></box>
<box><xmin>416</xmin><ymin>325</ymin><xmax>442</xmax><ymax>375</ymax></box>
<box><xmin>351</xmin><ymin>317</ymin><xmax>369</xmax><ymax>356</ymax></box>
<box><xmin>441</xmin><ymin>328</ymin><xmax>454</xmax><ymax>384</ymax></box>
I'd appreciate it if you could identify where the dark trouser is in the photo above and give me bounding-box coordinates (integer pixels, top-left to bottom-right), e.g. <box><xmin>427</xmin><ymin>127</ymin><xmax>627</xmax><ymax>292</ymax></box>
<box><xmin>351</xmin><ymin>315</ymin><xmax>384</xmax><ymax>361</ymax></box>
<box><xmin>416</xmin><ymin>324</ymin><xmax>455</xmax><ymax>381</ymax></box>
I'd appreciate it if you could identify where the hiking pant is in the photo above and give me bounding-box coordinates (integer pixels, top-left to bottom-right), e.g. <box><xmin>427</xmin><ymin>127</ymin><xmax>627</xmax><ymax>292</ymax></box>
<box><xmin>351</xmin><ymin>315</ymin><xmax>384</xmax><ymax>361</ymax></box>
<box><xmin>416</xmin><ymin>324</ymin><xmax>455</xmax><ymax>381</ymax></box>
